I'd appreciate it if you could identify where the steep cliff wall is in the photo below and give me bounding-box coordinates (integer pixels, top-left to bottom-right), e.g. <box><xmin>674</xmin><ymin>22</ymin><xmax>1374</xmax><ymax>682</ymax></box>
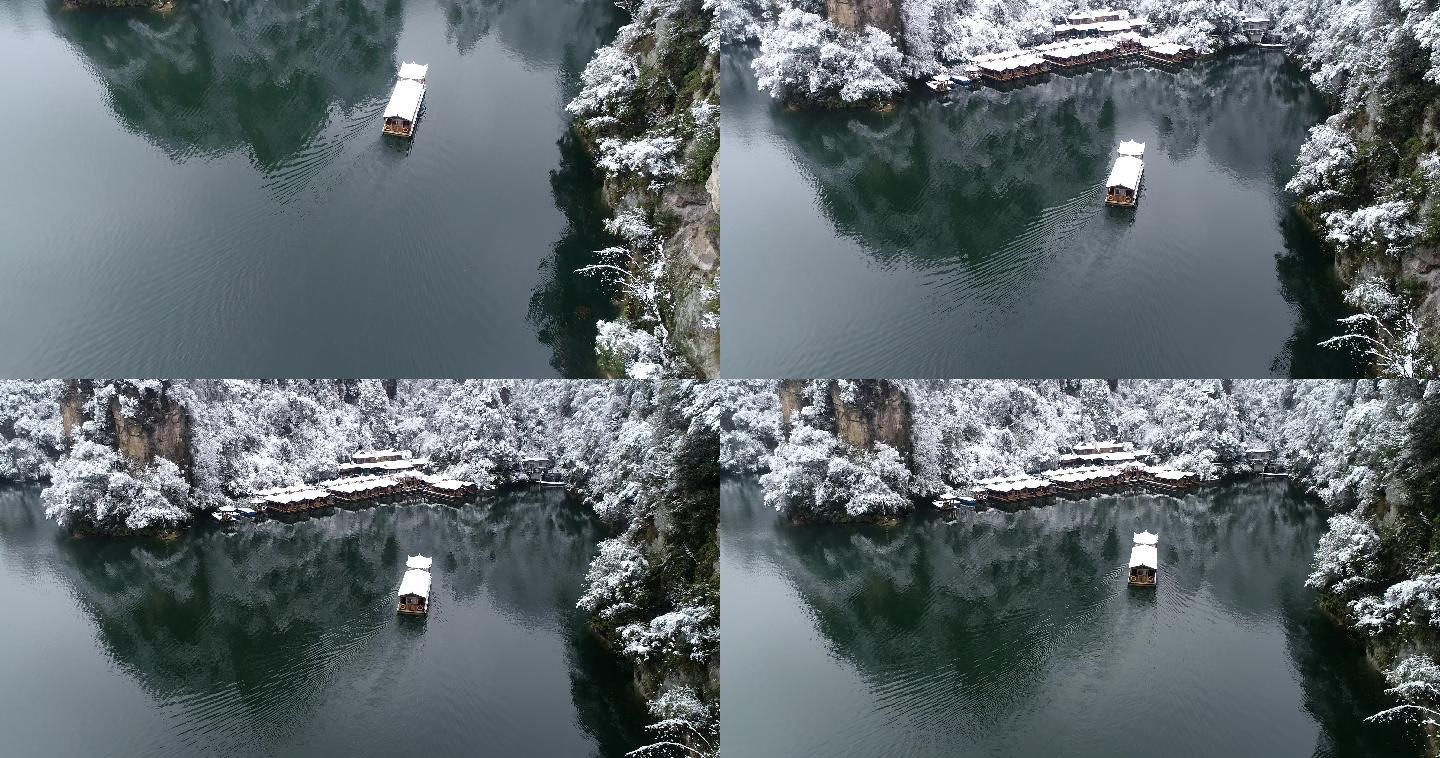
<box><xmin>62</xmin><ymin>380</ymin><xmax>191</xmax><ymax>476</ymax></box>
<box><xmin>779</xmin><ymin>379</ymin><xmax>912</xmax><ymax>461</ymax></box>
<box><xmin>825</xmin><ymin>0</ymin><xmax>902</xmax><ymax>35</ymax></box>
<box><xmin>570</xmin><ymin>0</ymin><xmax>719</xmax><ymax>378</ymax></box>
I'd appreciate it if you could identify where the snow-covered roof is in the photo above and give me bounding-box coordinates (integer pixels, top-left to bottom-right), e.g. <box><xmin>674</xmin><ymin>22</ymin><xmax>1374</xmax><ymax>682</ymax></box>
<box><xmin>1066</xmin><ymin>8</ymin><xmax>1126</xmax><ymax>23</ymax></box>
<box><xmin>1106</xmin><ymin>155</ymin><xmax>1143</xmax><ymax>190</ymax></box>
<box><xmin>352</xmin><ymin>448</ymin><xmax>412</xmax><ymax>462</ymax></box>
<box><xmin>1117</xmin><ymin>140</ymin><xmax>1145</xmax><ymax>157</ymax></box>
<box><xmin>398</xmin><ymin>62</ymin><xmax>429</xmax><ymax>81</ymax></box>
<box><xmin>325</xmin><ymin>476</ymin><xmax>399</xmax><ymax>494</ymax></box>
<box><xmin>398</xmin><ymin>568</ymin><xmax>431</xmax><ymax>599</ymax></box>
<box><xmin>1133</xmin><ymin>530</ymin><xmax>1158</xmax><ymax>545</ymax></box>
<box><xmin>217</xmin><ymin>505</ymin><xmax>238</xmax><ymax>513</ymax></box>
<box><xmin>385</xmin><ymin>79</ymin><xmax>425</xmax><ymax>123</ymax></box>
<box><xmin>1148</xmin><ymin>42</ymin><xmax>1184</xmax><ymax>56</ymax></box>
<box><xmin>406</xmin><ymin>555</ymin><xmax>433</xmax><ymax>570</ymax></box>
<box><xmin>1129</xmin><ymin>544</ymin><xmax>1158</xmax><ymax>568</ymax></box>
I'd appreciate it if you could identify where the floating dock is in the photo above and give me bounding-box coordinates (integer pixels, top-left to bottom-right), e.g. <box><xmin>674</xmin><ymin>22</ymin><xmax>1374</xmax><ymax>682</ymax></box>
<box><xmin>969</xmin><ymin>443</ymin><xmax>1198</xmax><ymax>507</ymax></box>
<box><xmin>1105</xmin><ymin>140</ymin><xmax>1145</xmax><ymax>207</ymax></box>
<box><xmin>246</xmin><ymin>450</ymin><xmax>480</xmax><ymax>516</ymax></box>
<box><xmin>383</xmin><ymin>62</ymin><xmax>428</xmax><ymax>138</ymax></box>
<box><xmin>956</xmin><ymin>29</ymin><xmax>1194</xmax><ymax>89</ymax></box>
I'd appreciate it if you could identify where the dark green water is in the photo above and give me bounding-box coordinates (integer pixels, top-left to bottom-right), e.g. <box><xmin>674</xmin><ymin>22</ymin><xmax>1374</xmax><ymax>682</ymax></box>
<box><xmin>722</xmin><ymin>50</ymin><xmax>1363</xmax><ymax>378</ymax></box>
<box><xmin>0</xmin><ymin>0</ymin><xmax>621</xmax><ymax>377</ymax></box>
<box><xmin>721</xmin><ymin>477</ymin><xmax>1419</xmax><ymax>757</ymax></box>
<box><xmin>0</xmin><ymin>485</ymin><xmax>647</xmax><ymax>757</ymax></box>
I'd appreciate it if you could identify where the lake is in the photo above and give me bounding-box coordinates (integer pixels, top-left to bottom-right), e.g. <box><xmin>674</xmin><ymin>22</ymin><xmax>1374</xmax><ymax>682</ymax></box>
<box><xmin>0</xmin><ymin>485</ymin><xmax>647</xmax><ymax>757</ymax></box>
<box><xmin>720</xmin><ymin>477</ymin><xmax>1419</xmax><ymax>757</ymax></box>
<box><xmin>722</xmin><ymin>50</ymin><xmax>1363</xmax><ymax>378</ymax></box>
<box><xmin>0</xmin><ymin>0</ymin><xmax>622</xmax><ymax>377</ymax></box>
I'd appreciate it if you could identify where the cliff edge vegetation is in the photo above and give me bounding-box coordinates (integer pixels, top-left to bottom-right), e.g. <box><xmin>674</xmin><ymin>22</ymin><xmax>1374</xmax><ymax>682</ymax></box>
<box><xmin>570</xmin><ymin>0</ymin><xmax>720</xmax><ymax>379</ymax></box>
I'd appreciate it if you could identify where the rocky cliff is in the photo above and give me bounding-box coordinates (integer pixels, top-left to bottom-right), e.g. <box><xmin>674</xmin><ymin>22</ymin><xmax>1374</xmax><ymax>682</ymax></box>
<box><xmin>571</xmin><ymin>0</ymin><xmax>719</xmax><ymax>379</ymax></box>
<box><xmin>824</xmin><ymin>0</ymin><xmax>902</xmax><ymax>35</ymax></box>
<box><xmin>779</xmin><ymin>379</ymin><xmax>912</xmax><ymax>462</ymax></box>
<box><xmin>62</xmin><ymin>380</ymin><xmax>192</xmax><ymax>476</ymax></box>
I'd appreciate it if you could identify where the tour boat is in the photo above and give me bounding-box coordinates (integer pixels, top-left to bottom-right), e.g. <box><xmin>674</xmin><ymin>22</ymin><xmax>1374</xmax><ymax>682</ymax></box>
<box><xmin>1105</xmin><ymin>140</ymin><xmax>1145</xmax><ymax>207</ymax></box>
<box><xmin>397</xmin><ymin>555</ymin><xmax>433</xmax><ymax>616</ymax></box>
<box><xmin>538</xmin><ymin>470</ymin><xmax>566</xmax><ymax>487</ymax></box>
<box><xmin>1128</xmin><ymin>530</ymin><xmax>1158</xmax><ymax>587</ymax></box>
<box><xmin>383</xmin><ymin>62</ymin><xmax>428</xmax><ymax>139</ymax></box>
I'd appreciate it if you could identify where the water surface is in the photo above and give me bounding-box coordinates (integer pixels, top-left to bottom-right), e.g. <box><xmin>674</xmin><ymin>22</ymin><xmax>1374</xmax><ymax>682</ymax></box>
<box><xmin>721</xmin><ymin>477</ymin><xmax>1418</xmax><ymax>757</ymax></box>
<box><xmin>0</xmin><ymin>0</ymin><xmax>621</xmax><ymax>376</ymax></box>
<box><xmin>722</xmin><ymin>51</ymin><xmax>1362</xmax><ymax>377</ymax></box>
<box><xmin>0</xmin><ymin>485</ymin><xmax>647</xmax><ymax>757</ymax></box>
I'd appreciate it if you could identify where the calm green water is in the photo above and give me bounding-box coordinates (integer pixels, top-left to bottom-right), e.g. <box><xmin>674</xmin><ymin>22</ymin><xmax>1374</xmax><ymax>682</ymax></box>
<box><xmin>721</xmin><ymin>477</ymin><xmax>1419</xmax><ymax>757</ymax></box>
<box><xmin>0</xmin><ymin>0</ymin><xmax>621</xmax><ymax>376</ymax></box>
<box><xmin>0</xmin><ymin>485</ymin><xmax>647</xmax><ymax>757</ymax></box>
<box><xmin>722</xmin><ymin>50</ymin><xmax>1363</xmax><ymax>378</ymax></box>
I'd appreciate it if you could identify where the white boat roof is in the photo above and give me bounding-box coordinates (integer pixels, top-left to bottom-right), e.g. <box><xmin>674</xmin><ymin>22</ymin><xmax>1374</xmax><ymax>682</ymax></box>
<box><xmin>398</xmin><ymin>62</ymin><xmax>429</xmax><ymax>81</ymax></box>
<box><xmin>385</xmin><ymin>79</ymin><xmax>425</xmax><ymax>122</ymax></box>
<box><xmin>1129</xmin><ymin>544</ymin><xmax>1158</xmax><ymax>568</ymax></box>
<box><xmin>1134</xmin><ymin>530</ymin><xmax>1159</xmax><ymax>545</ymax></box>
<box><xmin>398</xmin><ymin>568</ymin><xmax>431</xmax><ymax>598</ymax></box>
<box><xmin>1106</xmin><ymin>155</ymin><xmax>1143</xmax><ymax>189</ymax></box>
<box><xmin>1117</xmin><ymin>140</ymin><xmax>1145</xmax><ymax>157</ymax></box>
<box><xmin>406</xmin><ymin>555</ymin><xmax>433</xmax><ymax>570</ymax></box>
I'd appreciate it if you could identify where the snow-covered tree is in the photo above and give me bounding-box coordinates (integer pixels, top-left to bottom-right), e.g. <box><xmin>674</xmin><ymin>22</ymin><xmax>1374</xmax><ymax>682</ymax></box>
<box><xmin>1306</xmin><ymin>513</ymin><xmax>1383</xmax><ymax>597</ymax></box>
<box><xmin>753</xmin><ymin>8</ymin><xmax>905</xmax><ymax>106</ymax></box>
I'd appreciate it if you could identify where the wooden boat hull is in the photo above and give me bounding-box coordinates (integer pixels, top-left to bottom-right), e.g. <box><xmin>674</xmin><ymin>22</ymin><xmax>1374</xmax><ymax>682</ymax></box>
<box><xmin>397</xmin><ymin>606</ymin><xmax>428</xmax><ymax>616</ymax></box>
<box><xmin>383</xmin><ymin>122</ymin><xmax>415</xmax><ymax>139</ymax></box>
<box><xmin>1128</xmin><ymin>575</ymin><xmax>1157</xmax><ymax>587</ymax></box>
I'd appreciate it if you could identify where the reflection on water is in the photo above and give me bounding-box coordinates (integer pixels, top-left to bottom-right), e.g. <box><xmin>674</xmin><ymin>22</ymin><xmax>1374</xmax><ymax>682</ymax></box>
<box><xmin>721</xmin><ymin>477</ymin><xmax>1419</xmax><ymax>757</ymax></box>
<box><xmin>0</xmin><ymin>0</ymin><xmax>622</xmax><ymax>376</ymax></box>
<box><xmin>723</xmin><ymin>50</ymin><xmax>1362</xmax><ymax>377</ymax></box>
<box><xmin>0</xmin><ymin>486</ymin><xmax>647</xmax><ymax>757</ymax></box>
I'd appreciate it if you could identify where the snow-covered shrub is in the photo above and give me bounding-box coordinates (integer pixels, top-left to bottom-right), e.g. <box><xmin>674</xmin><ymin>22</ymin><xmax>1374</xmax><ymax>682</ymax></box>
<box><xmin>0</xmin><ymin>379</ymin><xmax>64</xmax><ymax>482</ymax></box>
<box><xmin>761</xmin><ymin>423</ymin><xmax>912</xmax><ymax>520</ymax></box>
<box><xmin>596</xmin><ymin>320</ymin><xmax>668</xmax><ymax>379</ymax></box>
<box><xmin>41</xmin><ymin>440</ymin><xmax>190</xmax><ymax>534</ymax></box>
<box><xmin>1287</xmin><ymin>117</ymin><xmax>1359</xmax><ymax>206</ymax></box>
<box><xmin>621</xmin><ymin>604</ymin><xmax>719</xmax><ymax>662</ymax></box>
<box><xmin>1368</xmin><ymin>655</ymin><xmax>1440</xmax><ymax>727</ymax></box>
<box><xmin>753</xmin><ymin>8</ymin><xmax>904</xmax><ymax>105</ymax></box>
<box><xmin>577</xmin><ymin>537</ymin><xmax>649</xmax><ymax>620</ymax></box>
<box><xmin>717</xmin><ymin>380</ymin><xmax>782</xmax><ymax>473</ymax></box>
<box><xmin>1322</xmin><ymin>200</ymin><xmax>1421</xmax><ymax>253</ymax></box>
<box><xmin>566</xmin><ymin>46</ymin><xmax>640</xmax><ymax>125</ymax></box>
<box><xmin>1307</xmin><ymin>514</ymin><xmax>1382</xmax><ymax>597</ymax></box>
<box><xmin>631</xmin><ymin>685</ymin><xmax>719</xmax><ymax>758</ymax></box>
<box><xmin>1352</xmin><ymin>574</ymin><xmax>1440</xmax><ymax>635</ymax></box>
<box><xmin>596</xmin><ymin>135</ymin><xmax>681</xmax><ymax>186</ymax></box>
